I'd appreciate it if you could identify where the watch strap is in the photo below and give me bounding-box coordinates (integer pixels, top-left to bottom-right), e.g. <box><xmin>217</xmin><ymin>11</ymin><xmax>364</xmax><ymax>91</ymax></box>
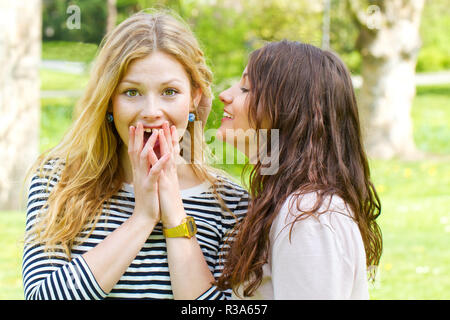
<box><xmin>163</xmin><ymin>216</ymin><xmax>197</xmax><ymax>238</ymax></box>
<box><xmin>163</xmin><ymin>223</ymin><xmax>187</xmax><ymax>238</ymax></box>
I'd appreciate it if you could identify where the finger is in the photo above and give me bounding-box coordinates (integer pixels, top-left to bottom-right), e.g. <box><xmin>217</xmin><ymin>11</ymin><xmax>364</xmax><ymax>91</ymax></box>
<box><xmin>159</xmin><ymin>129</ymin><xmax>170</xmax><ymax>157</ymax></box>
<box><xmin>142</xmin><ymin>130</ymin><xmax>158</xmax><ymax>155</ymax></box>
<box><xmin>140</xmin><ymin>131</ymin><xmax>158</xmax><ymax>170</ymax></box>
<box><xmin>139</xmin><ymin>132</ymin><xmax>155</xmax><ymax>169</ymax></box>
<box><xmin>128</xmin><ymin>126</ymin><xmax>135</xmax><ymax>155</ymax></box>
<box><xmin>148</xmin><ymin>147</ymin><xmax>159</xmax><ymax>167</ymax></box>
<box><xmin>162</xmin><ymin>121</ymin><xmax>173</xmax><ymax>153</ymax></box>
<box><xmin>135</xmin><ymin>122</ymin><xmax>144</xmax><ymax>153</ymax></box>
<box><xmin>148</xmin><ymin>153</ymin><xmax>170</xmax><ymax>179</ymax></box>
<box><xmin>170</xmin><ymin>125</ymin><xmax>180</xmax><ymax>155</ymax></box>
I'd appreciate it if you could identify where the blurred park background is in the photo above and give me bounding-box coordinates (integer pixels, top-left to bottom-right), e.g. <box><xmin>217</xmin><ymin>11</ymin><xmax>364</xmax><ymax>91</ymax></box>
<box><xmin>0</xmin><ymin>0</ymin><xmax>449</xmax><ymax>299</ymax></box>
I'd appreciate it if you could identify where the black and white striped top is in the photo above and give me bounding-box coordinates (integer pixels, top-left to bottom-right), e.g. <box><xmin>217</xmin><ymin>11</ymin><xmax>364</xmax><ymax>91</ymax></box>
<box><xmin>22</xmin><ymin>162</ymin><xmax>248</xmax><ymax>300</ymax></box>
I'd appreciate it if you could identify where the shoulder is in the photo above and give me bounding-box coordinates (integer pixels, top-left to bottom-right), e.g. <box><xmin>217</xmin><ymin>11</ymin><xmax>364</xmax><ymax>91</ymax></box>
<box><xmin>271</xmin><ymin>192</ymin><xmax>360</xmax><ymax>251</ymax></box>
<box><xmin>279</xmin><ymin>192</ymin><xmax>355</xmax><ymax>226</ymax></box>
<box><xmin>208</xmin><ymin>174</ymin><xmax>249</xmax><ymax>222</ymax></box>
<box><xmin>28</xmin><ymin>158</ymin><xmax>65</xmax><ymax>192</ymax></box>
<box><xmin>213</xmin><ymin>175</ymin><xmax>248</xmax><ymax>199</ymax></box>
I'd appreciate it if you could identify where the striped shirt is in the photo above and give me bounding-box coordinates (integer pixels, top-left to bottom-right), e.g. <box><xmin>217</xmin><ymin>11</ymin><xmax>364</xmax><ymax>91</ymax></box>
<box><xmin>22</xmin><ymin>162</ymin><xmax>248</xmax><ymax>300</ymax></box>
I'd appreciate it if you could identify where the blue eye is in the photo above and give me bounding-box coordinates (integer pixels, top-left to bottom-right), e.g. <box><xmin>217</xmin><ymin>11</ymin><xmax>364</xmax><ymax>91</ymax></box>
<box><xmin>163</xmin><ymin>88</ymin><xmax>178</xmax><ymax>96</ymax></box>
<box><xmin>124</xmin><ymin>89</ymin><xmax>140</xmax><ymax>97</ymax></box>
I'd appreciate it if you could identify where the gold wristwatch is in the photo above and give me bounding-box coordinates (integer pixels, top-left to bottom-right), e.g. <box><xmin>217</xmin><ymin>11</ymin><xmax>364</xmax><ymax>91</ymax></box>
<box><xmin>163</xmin><ymin>216</ymin><xmax>197</xmax><ymax>239</ymax></box>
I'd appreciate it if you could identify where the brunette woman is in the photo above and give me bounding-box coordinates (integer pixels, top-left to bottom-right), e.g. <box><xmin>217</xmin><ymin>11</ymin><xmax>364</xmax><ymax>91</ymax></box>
<box><xmin>216</xmin><ymin>40</ymin><xmax>382</xmax><ymax>299</ymax></box>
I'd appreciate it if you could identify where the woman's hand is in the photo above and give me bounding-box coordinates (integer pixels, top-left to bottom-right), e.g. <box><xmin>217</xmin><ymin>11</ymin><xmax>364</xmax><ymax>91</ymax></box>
<box><xmin>156</xmin><ymin>122</ymin><xmax>187</xmax><ymax>228</ymax></box>
<box><xmin>128</xmin><ymin>123</ymin><xmax>169</xmax><ymax>226</ymax></box>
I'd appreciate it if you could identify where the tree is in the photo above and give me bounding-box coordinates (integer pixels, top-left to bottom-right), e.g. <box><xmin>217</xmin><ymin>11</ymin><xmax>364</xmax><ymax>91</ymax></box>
<box><xmin>348</xmin><ymin>0</ymin><xmax>425</xmax><ymax>159</ymax></box>
<box><xmin>107</xmin><ymin>0</ymin><xmax>118</xmax><ymax>34</ymax></box>
<box><xmin>0</xmin><ymin>0</ymin><xmax>41</xmax><ymax>210</ymax></box>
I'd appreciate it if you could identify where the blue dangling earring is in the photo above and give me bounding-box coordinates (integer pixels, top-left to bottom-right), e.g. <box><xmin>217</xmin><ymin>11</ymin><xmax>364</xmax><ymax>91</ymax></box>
<box><xmin>188</xmin><ymin>112</ymin><xmax>196</xmax><ymax>122</ymax></box>
<box><xmin>106</xmin><ymin>113</ymin><xmax>114</xmax><ymax>123</ymax></box>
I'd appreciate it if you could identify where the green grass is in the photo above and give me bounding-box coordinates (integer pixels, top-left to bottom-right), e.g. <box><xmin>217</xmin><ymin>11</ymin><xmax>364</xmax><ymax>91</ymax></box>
<box><xmin>412</xmin><ymin>85</ymin><xmax>450</xmax><ymax>155</ymax></box>
<box><xmin>0</xmin><ymin>212</ymin><xmax>26</xmax><ymax>300</ymax></box>
<box><xmin>40</xmin><ymin>69</ymin><xmax>90</xmax><ymax>91</ymax></box>
<box><xmin>1</xmin><ymin>75</ymin><xmax>448</xmax><ymax>298</ymax></box>
<box><xmin>42</xmin><ymin>41</ymin><xmax>98</xmax><ymax>63</ymax></box>
<box><xmin>368</xmin><ymin>159</ymin><xmax>450</xmax><ymax>299</ymax></box>
<box><xmin>40</xmin><ymin>97</ymin><xmax>77</xmax><ymax>153</ymax></box>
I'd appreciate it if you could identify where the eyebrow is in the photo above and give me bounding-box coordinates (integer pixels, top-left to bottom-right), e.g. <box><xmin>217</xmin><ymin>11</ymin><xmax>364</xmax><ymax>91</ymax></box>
<box><xmin>242</xmin><ymin>73</ymin><xmax>248</xmax><ymax>79</ymax></box>
<box><xmin>120</xmin><ymin>78</ymin><xmax>184</xmax><ymax>86</ymax></box>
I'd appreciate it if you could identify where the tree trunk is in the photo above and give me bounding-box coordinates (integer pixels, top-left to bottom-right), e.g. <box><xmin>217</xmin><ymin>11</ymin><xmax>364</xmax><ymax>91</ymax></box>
<box><xmin>106</xmin><ymin>0</ymin><xmax>117</xmax><ymax>35</ymax></box>
<box><xmin>0</xmin><ymin>0</ymin><xmax>41</xmax><ymax>210</ymax></box>
<box><xmin>349</xmin><ymin>0</ymin><xmax>425</xmax><ymax>159</ymax></box>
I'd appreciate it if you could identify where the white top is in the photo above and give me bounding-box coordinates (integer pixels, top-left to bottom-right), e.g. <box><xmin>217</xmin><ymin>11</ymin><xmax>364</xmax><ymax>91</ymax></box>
<box><xmin>235</xmin><ymin>192</ymin><xmax>369</xmax><ymax>300</ymax></box>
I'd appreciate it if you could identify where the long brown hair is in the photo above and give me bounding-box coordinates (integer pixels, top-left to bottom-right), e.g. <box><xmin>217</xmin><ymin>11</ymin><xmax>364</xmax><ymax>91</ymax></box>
<box><xmin>217</xmin><ymin>40</ymin><xmax>382</xmax><ymax>297</ymax></box>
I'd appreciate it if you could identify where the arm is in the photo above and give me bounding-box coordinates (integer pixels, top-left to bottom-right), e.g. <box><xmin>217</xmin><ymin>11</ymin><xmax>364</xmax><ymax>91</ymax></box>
<box><xmin>23</xmin><ymin>177</ymin><xmax>158</xmax><ymax>299</ymax></box>
<box><xmin>23</xmin><ymin>173</ymin><xmax>107</xmax><ymax>299</ymax></box>
<box><xmin>157</xmin><ymin>123</ymin><xmax>216</xmax><ymax>299</ymax></box>
<box><xmin>84</xmin><ymin>124</ymin><xmax>168</xmax><ymax>293</ymax></box>
<box><xmin>23</xmin><ymin>125</ymin><xmax>168</xmax><ymax>298</ymax></box>
<box><xmin>164</xmin><ymin>219</ymin><xmax>217</xmax><ymax>299</ymax></box>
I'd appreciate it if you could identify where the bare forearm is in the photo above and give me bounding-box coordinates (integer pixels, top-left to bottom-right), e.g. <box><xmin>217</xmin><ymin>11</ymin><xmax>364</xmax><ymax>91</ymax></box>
<box><xmin>82</xmin><ymin>214</ymin><xmax>156</xmax><ymax>294</ymax></box>
<box><xmin>166</xmin><ymin>236</ymin><xmax>215</xmax><ymax>299</ymax></box>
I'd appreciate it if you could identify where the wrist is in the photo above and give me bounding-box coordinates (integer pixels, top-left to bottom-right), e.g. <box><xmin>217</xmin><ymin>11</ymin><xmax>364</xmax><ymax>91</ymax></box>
<box><xmin>161</xmin><ymin>209</ymin><xmax>187</xmax><ymax>229</ymax></box>
<box><xmin>130</xmin><ymin>210</ymin><xmax>158</xmax><ymax>230</ymax></box>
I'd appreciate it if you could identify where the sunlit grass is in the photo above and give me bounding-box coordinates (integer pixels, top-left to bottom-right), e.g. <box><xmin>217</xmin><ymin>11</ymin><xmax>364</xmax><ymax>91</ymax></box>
<box><xmin>0</xmin><ymin>212</ymin><xmax>26</xmax><ymax>300</ymax></box>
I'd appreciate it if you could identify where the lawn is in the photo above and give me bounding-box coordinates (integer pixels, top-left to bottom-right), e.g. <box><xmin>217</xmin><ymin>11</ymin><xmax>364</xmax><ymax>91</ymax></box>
<box><xmin>0</xmin><ymin>41</ymin><xmax>448</xmax><ymax>299</ymax></box>
<box><xmin>42</xmin><ymin>41</ymin><xmax>98</xmax><ymax>63</ymax></box>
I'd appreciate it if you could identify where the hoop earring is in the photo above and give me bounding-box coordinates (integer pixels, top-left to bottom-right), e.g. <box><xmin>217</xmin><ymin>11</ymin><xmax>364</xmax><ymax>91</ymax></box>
<box><xmin>188</xmin><ymin>112</ymin><xmax>196</xmax><ymax>122</ymax></box>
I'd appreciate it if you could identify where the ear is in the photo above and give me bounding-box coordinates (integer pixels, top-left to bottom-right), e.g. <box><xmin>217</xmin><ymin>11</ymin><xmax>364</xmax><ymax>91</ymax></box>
<box><xmin>191</xmin><ymin>87</ymin><xmax>202</xmax><ymax>112</ymax></box>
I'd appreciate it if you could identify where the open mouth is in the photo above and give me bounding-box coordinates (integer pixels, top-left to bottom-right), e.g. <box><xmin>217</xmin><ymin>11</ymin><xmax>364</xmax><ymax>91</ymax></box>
<box><xmin>143</xmin><ymin>128</ymin><xmax>161</xmax><ymax>159</ymax></box>
<box><xmin>223</xmin><ymin>110</ymin><xmax>234</xmax><ymax>120</ymax></box>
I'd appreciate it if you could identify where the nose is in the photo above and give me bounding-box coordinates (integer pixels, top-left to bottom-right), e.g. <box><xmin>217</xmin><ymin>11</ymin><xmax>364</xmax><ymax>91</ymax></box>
<box><xmin>141</xmin><ymin>95</ymin><xmax>163</xmax><ymax>119</ymax></box>
<box><xmin>219</xmin><ymin>88</ymin><xmax>233</xmax><ymax>105</ymax></box>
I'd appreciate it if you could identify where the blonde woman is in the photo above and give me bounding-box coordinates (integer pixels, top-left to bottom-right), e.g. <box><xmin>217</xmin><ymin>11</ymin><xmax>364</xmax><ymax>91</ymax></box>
<box><xmin>22</xmin><ymin>10</ymin><xmax>248</xmax><ymax>300</ymax></box>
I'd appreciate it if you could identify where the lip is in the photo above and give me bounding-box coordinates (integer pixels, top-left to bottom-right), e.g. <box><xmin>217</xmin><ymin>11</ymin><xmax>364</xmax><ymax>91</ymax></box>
<box><xmin>141</xmin><ymin>124</ymin><xmax>164</xmax><ymax>129</ymax></box>
<box><xmin>222</xmin><ymin>109</ymin><xmax>234</xmax><ymax>121</ymax></box>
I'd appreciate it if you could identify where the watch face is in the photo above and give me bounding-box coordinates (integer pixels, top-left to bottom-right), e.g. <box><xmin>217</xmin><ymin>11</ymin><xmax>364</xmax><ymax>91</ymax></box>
<box><xmin>186</xmin><ymin>217</ymin><xmax>197</xmax><ymax>236</ymax></box>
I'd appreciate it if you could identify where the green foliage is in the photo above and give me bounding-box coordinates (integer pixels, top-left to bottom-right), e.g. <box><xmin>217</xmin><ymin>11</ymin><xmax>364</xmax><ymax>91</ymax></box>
<box><xmin>42</xmin><ymin>0</ymin><xmax>107</xmax><ymax>43</ymax></box>
<box><xmin>417</xmin><ymin>0</ymin><xmax>450</xmax><ymax>72</ymax></box>
<box><xmin>185</xmin><ymin>3</ymin><xmax>252</xmax><ymax>130</ymax></box>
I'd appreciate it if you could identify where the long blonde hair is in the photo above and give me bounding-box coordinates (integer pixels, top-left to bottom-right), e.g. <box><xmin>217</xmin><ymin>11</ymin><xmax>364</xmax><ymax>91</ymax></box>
<box><xmin>26</xmin><ymin>10</ymin><xmax>224</xmax><ymax>258</ymax></box>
